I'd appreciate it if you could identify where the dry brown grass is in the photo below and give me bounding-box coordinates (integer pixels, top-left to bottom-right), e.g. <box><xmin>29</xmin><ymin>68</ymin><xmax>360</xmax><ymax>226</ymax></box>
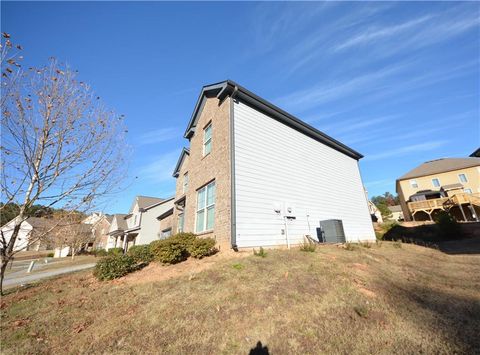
<box><xmin>1</xmin><ymin>242</ymin><xmax>479</xmax><ymax>354</ymax></box>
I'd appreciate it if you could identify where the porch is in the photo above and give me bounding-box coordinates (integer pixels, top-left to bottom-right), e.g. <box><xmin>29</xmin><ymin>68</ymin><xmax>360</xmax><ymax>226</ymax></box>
<box><xmin>408</xmin><ymin>193</ymin><xmax>480</xmax><ymax>222</ymax></box>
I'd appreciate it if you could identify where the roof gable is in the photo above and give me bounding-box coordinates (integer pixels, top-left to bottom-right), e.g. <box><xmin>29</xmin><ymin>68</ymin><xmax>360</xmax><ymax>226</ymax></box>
<box><xmin>172</xmin><ymin>148</ymin><xmax>190</xmax><ymax>178</ymax></box>
<box><xmin>183</xmin><ymin>80</ymin><xmax>363</xmax><ymax>160</ymax></box>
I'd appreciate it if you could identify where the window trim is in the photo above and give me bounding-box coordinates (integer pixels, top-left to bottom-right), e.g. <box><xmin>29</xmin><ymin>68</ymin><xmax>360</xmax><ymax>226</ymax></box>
<box><xmin>161</xmin><ymin>228</ymin><xmax>172</xmax><ymax>239</ymax></box>
<box><xmin>182</xmin><ymin>172</ymin><xmax>189</xmax><ymax>193</ymax></box>
<box><xmin>464</xmin><ymin>188</ymin><xmax>473</xmax><ymax>194</ymax></box>
<box><xmin>177</xmin><ymin>212</ymin><xmax>184</xmax><ymax>233</ymax></box>
<box><xmin>195</xmin><ymin>180</ymin><xmax>216</xmax><ymax>233</ymax></box>
<box><xmin>409</xmin><ymin>179</ymin><xmax>418</xmax><ymax>189</ymax></box>
<box><xmin>431</xmin><ymin>178</ymin><xmax>441</xmax><ymax>188</ymax></box>
<box><xmin>203</xmin><ymin>122</ymin><xmax>212</xmax><ymax>157</ymax></box>
<box><xmin>458</xmin><ymin>173</ymin><xmax>468</xmax><ymax>183</ymax></box>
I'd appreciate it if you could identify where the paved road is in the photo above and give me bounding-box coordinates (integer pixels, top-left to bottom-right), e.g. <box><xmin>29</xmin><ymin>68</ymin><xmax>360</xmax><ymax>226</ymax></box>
<box><xmin>3</xmin><ymin>263</ymin><xmax>96</xmax><ymax>288</ymax></box>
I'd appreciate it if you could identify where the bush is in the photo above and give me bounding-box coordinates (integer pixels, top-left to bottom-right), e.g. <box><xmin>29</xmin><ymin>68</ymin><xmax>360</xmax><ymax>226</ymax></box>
<box><xmin>150</xmin><ymin>239</ymin><xmax>188</xmax><ymax>264</ymax></box>
<box><xmin>93</xmin><ymin>254</ymin><xmax>136</xmax><ymax>281</ymax></box>
<box><xmin>107</xmin><ymin>247</ymin><xmax>124</xmax><ymax>256</ymax></box>
<box><xmin>299</xmin><ymin>241</ymin><xmax>316</xmax><ymax>252</ymax></box>
<box><xmin>434</xmin><ymin>210</ymin><xmax>461</xmax><ymax>239</ymax></box>
<box><xmin>188</xmin><ymin>237</ymin><xmax>217</xmax><ymax>259</ymax></box>
<box><xmin>46</xmin><ymin>252</ymin><xmax>54</xmax><ymax>258</ymax></box>
<box><xmin>169</xmin><ymin>232</ymin><xmax>197</xmax><ymax>250</ymax></box>
<box><xmin>127</xmin><ymin>245</ymin><xmax>153</xmax><ymax>264</ymax></box>
<box><xmin>95</xmin><ymin>249</ymin><xmax>108</xmax><ymax>257</ymax></box>
<box><xmin>253</xmin><ymin>247</ymin><xmax>267</xmax><ymax>258</ymax></box>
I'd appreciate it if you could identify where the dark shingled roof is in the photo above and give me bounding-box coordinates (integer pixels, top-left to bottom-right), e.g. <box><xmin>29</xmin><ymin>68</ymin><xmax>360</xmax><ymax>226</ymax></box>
<box><xmin>137</xmin><ymin>196</ymin><xmax>164</xmax><ymax>209</ymax></box>
<box><xmin>398</xmin><ymin>158</ymin><xmax>480</xmax><ymax>180</ymax></box>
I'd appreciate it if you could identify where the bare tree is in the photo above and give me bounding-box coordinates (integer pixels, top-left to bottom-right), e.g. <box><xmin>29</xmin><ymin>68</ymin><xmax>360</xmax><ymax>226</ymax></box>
<box><xmin>0</xmin><ymin>34</ymin><xmax>128</xmax><ymax>294</ymax></box>
<box><xmin>51</xmin><ymin>212</ymin><xmax>93</xmax><ymax>260</ymax></box>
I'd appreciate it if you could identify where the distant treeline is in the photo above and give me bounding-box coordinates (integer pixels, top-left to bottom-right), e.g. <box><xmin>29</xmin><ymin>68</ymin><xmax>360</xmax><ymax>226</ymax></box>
<box><xmin>0</xmin><ymin>203</ymin><xmax>85</xmax><ymax>227</ymax></box>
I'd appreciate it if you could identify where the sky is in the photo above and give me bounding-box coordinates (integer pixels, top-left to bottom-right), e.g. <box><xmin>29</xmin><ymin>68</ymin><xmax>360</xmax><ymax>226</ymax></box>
<box><xmin>2</xmin><ymin>1</ymin><xmax>479</xmax><ymax>214</ymax></box>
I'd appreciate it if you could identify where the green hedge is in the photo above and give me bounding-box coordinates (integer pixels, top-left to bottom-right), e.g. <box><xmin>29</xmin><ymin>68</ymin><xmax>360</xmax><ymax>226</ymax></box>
<box><xmin>107</xmin><ymin>247</ymin><xmax>124</xmax><ymax>256</ymax></box>
<box><xmin>169</xmin><ymin>233</ymin><xmax>197</xmax><ymax>250</ymax></box>
<box><xmin>127</xmin><ymin>245</ymin><xmax>153</xmax><ymax>264</ymax></box>
<box><xmin>93</xmin><ymin>254</ymin><xmax>136</xmax><ymax>281</ymax></box>
<box><xmin>95</xmin><ymin>249</ymin><xmax>108</xmax><ymax>257</ymax></box>
<box><xmin>150</xmin><ymin>239</ymin><xmax>188</xmax><ymax>264</ymax></box>
<box><xmin>188</xmin><ymin>237</ymin><xmax>217</xmax><ymax>259</ymax></box>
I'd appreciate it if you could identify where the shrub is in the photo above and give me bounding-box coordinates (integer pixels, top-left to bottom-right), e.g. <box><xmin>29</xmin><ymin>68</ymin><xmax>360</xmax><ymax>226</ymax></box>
<box><xmin>46</xmin><ymin>252</ymin><xmax>54</xmax><ymax>258</ymax></box>
<box><xmin>434</xmin><ymin>210</ymin><xmax>461</xmax><ymax>239</ymax></box>
<box><xmin>127</xmin><ymin>245</ymin><xmax>153</xmax><ymax>264</ymax></box>
<box><xmin>253</xmin><ymin>247</ymin><xmax>267</xmax><ymax>258</ymax></box>
<box><xmin>93</xmin><ymin>254</ymin><xmax>136</xmax><ymax>281</ymax></box>
<box><xmin>150</xmin><ymin>239</ymin><xmax>188</xmax><ymax>264</ymax></box>
<box><xmin>188</xmin><ymin>237</ymin><xmax>217</xmax><ymax>259</ymax></box>
<box><xmin>95</xmin><ymin>249</ymin><xmax>108</xmax><ymax>257</ymax></box>
<box><xmin>299</xmin><ymin>241</ymin><xmax>316</xmax><ymax>252</ymax></box>
<box><xmin>107</xmin><ymin>247</ymin><xmax>124</xmax><ymax>256</ymax></box>
<box><xmin>169</xmin><ymin>232</ymin><xmax>197</xmax><ymax>250</ymax></box>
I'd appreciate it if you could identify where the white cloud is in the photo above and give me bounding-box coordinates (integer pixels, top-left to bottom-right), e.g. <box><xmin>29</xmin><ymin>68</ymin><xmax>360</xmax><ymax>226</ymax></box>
<box><xmin>137</xmin><ymin>149</ymin><xmax>180</xmax><ymax>183</ymax></box>
<box><xmin>364</xmin><ymin>141</ymin><xmax>448</xmax><ymax>161</ymax></box>
<box><xmin>138</xmin><ymin>127</ymin><xmax>178</xmax><ymax>145</ymax></box>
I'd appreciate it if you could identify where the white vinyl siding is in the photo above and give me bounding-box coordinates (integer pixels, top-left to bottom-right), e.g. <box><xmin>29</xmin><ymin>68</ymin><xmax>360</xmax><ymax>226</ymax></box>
<box><xmin>233</xmin><ymin>100</ymin><xmax>375</xmax><ymax>247</ymax></box>
<box><xmin>196</xmin><ymin>181</ymin><xmax>215</xmax><ymax>233</ymax></box>
<box><xmin>203</xmin><ymin>123</ymin><xmax>212</xmax><ymax>156</ymax></box>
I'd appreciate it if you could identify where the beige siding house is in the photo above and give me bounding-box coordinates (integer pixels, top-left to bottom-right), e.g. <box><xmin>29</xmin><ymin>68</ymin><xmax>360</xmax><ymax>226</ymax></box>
<box><xmin>396</xmin><ymin>158</ymin><xmax>480</xmax><ymax>221</ymax></box>
<box><xmin>164</xmin><ymin>80</ymin><xmax>375</xmax><ymax>249</ymax></box>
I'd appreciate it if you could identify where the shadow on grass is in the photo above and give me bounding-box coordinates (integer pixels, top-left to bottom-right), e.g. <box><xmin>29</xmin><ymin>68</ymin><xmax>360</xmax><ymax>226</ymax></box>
<box><xmin>249</xmin><ymin>341</ymin><xmax>269</xmax><ymax>355</ymax></box>
<box><xmin>384</xmin><ymin>224</ymin><xmax>480</xmax><ymax>255</ymax></box>
<box><xmin>385</xmin><ymin>283</ymin><xmax>480</xmax><ymax>353</ymax></box>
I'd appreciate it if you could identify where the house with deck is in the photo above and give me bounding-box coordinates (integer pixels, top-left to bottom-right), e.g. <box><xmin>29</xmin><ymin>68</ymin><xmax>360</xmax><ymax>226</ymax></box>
<box><xmin>396</xmin><ymin>158</ymin><xmax>480</xmax><ymax>222</ymax></box>
<box><xmin>157</xmin><ymin>80</ymin><xmax>375</xmax><ymax>249</ymax></box>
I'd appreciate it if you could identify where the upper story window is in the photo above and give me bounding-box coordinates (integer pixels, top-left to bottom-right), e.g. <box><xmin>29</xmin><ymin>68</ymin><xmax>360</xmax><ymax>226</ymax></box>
<box><xmin>196</xmin><ymin>180</ymin><xmax>216</xmax><ymax>233</ymax></box>
<box><xmin>464</xmin><ymin>188</ymin><xmax>473</xmax><ymax>194</ymax></box>
<box><xmin>409</xmin><ymin>179</ymin><xmax>418</xmax><ymax>189</ymax></box>
<box><xmin>458</xmin><ymin>173</ymin><xmax>468</xmax><ymax>183</ymax></box>
<box><xmin>183</xmin><ymin>172</ymin><xmax>189</xmax><ymax>193</ymax></box>
<box><xmin>177</xmin><ymin>212</ymin><xmax>184</xmax><ymax>233</ymax></box>
<box><xmin>203</xmin><ymin>123</ymin><xmax>212</xmax><ymax>156</ymax></box>
<box><xmin>432</xmin><ymin>178</ymin><xmax>440</xmax><ymax>188</ymax></box>
<box><xmin>133</xmin><ymin>214</ymin><xmax>137</xmax><ymax>226</ymax></box>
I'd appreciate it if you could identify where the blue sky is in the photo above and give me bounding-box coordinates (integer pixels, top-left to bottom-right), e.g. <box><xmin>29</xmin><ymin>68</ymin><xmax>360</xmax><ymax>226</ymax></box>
<box><xmin>2</xmin><ymin>1</ymin><xmax>479</xmax><ymax>213</ymax></box>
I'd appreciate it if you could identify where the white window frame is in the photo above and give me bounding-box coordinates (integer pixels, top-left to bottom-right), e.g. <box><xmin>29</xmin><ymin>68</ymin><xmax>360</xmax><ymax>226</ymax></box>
<box><xmin>177</xmin><ymin>212</ymin><xmax>184</xmax><ymax>233</ymax></box>
<box><xmin>182</xmin><ymin>172</ymin><xmax>189</xmax><ymax>193</ymax></box>
<box><xmin>203</xmin><ymin>123</ymin><xmax>212</xmax><ymax>156</ymax></box>
<box><xmin>195</xmin><ymin>180</ymin><xmax>215</xmax><ymax>233</ymax></box>
<box><xmin>458</xmin><ymin>173</ymin><xmax>468</xmax><ymax>183</ymax></box>
<box><xmin>161</xmin><ymin>228</ymin><xmax>172</xmax><ymax>239</ymax></box>
<box><xmin>410</xmin><ymin>179</ymin><xmax>418</xmax><ymax>188</ymax></box>
<box><xmin>431</xmin><ymin>178</ymin><xmax>440</xmax><ymax>188</ymax></box>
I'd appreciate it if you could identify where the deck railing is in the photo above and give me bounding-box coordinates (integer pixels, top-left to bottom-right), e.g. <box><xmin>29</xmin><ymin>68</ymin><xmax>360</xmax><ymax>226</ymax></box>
<box><xmin>407</xmin><ymin>193</ymin><xmax>480</xmax><ymax>212</ymax></box>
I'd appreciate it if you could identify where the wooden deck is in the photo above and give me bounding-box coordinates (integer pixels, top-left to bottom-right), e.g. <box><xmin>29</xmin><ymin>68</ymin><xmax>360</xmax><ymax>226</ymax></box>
<box><xmin>408</xmin><ymin>193</ymin><xmax>480</xmax><ymax>221</ymax></box>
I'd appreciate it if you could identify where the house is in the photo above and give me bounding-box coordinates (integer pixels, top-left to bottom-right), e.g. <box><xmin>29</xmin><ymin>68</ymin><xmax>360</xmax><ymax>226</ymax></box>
<box><xmin>396</xmin><ymin>158</ymin><xmax>480</xmax><ymax>221</ymax></box>
<box><xmin>108</xmin><ymin>196</ymin><xmax>174</xmax><ymax>251</ymax></box>
<box><xmin>159</xmin><ymin>80</ymin><xmax>375</xmax><ymax>249</ymax></box>
<box><xmin>387</xmin><ymin>205</ymin><xmax>404</xmax><ymax>221</ymax></box>
<box><xmin>470</xmin><ymin>148</ymin><xmax>480</xmax><ymax>158</ymax></box>
<box><xmin>0</xmin><ymin>217</ymin><xmax>57</xmax><ymax>252</ymax></box>
<box><xmin>90</xmin><ymin>214</ymin><xmax>114</xmax><ymax>250</ymax></box>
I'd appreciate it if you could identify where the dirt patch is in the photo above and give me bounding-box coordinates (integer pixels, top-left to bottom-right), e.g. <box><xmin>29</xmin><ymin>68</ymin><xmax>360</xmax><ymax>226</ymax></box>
<box><xmin>117</xmin><ymin>249</ymin><xmax>249</xmax><ymax>285</ymax></box>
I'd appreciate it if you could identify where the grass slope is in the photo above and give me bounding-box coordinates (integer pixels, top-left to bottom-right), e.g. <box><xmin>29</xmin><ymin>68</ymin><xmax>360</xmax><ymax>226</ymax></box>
<box><xmin>1</xmin><ymin>242</ymin><xmax>479</xmax><ymax>354</ymax></box>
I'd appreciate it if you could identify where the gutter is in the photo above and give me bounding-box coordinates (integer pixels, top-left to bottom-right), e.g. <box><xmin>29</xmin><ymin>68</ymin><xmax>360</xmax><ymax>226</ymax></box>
<box><xmin>229</xmin><ymin>86</ymin><xmax>239</xmax><ymax>250</ymax></box>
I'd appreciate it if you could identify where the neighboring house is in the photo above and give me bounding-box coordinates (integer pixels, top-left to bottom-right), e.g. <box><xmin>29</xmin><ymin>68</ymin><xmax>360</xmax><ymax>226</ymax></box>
<box><xmin>470</xmin><ymin>147</ymin><xmax>480</xmax><ymax>158</ymax></box>
<box><xmin>91</xmin><ymin>214</ymin><xmax>113</xmax><ymax>250</ymax></box>
<box><xmin>164</xmin><ymin>80</ymin><xmax>375</xmax><ymax>249</ymax></box>
<box><xmin>367</xmin><ymin>200</ymin><xmax>383</xmax><ymax>223</ymax></box>
<box><xmin>108</xmin><ymin>196</ymin><xmax>174</xmax><ymax>251</ymax></box>
<box><xmin>82</xmin><ymin>212</ymin><xmax>105</xmax><ymax>225</ymax></box>
<box><xmin>108</xmin><ymin>214</ymin><xmax>128</xmax><ymax>249</ymax></box>
<box><xmin>387</xmin><ymin>205</ymin><xmax>404</xmax><ymax>221</ymax></box>
<box><xmin>0</xmin><ymin>217</ymin><xmax>56</xmax><ymax>252</ymax></box>
<box><xmin>396</xmin><ymin>158</ymin><xmax>480</xmax><ymax>221</ymax></box>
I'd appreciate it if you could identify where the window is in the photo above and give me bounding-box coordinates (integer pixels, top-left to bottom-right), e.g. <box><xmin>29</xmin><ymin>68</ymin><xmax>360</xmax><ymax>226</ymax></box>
<box><xmin>177</xmin><ymin>212</ymin><xmax>184</xmax><ymax>233</ymax></box>
<box><xmin>161</xmin><ymin>228</ymin><xmax>172</xmax><ymax>239</ymax></box>
<box><xmin>133</xmin><ymin>215</ymin><xmax>137</xmax><ymax>226</ymax></box>
<box><xmin>464</xmin><ymin>188</ymin><xmax>473</xmax><ymax>194</ymax></box>
<box><xmin>182</xmin><ymin>173</ymin><xmax>189</xmax><ymax>193</ymax></box>
<box><xmin>432</xmin><ymin>178</ymin><xmax>440</xmax><ymax>188</ymax></box>
<box><xmin>458</xmin><ymin>173</ymin><xmax>468</xmax><ymax>183</ymax></box>
<box><xmin>196</xmin><ymin>181</ymin><xmax>215</xmax><ymax>232</ymax></box>
<box><xmin>203</xmin><ymin>123</ymin><xmax>212</xmax><ymax>156</ymax></box>
<box><xmin>410</xmin><ymin>179</ymin><xmax>418</xmax><ymax>188</ymax></box>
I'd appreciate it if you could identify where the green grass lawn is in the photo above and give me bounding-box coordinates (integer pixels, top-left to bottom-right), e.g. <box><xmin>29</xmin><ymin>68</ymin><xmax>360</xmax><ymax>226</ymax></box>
<box><xmin>1</xmin><ymin>242</ymin><xmax>479</xmax><ymax>354</ymax></box>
